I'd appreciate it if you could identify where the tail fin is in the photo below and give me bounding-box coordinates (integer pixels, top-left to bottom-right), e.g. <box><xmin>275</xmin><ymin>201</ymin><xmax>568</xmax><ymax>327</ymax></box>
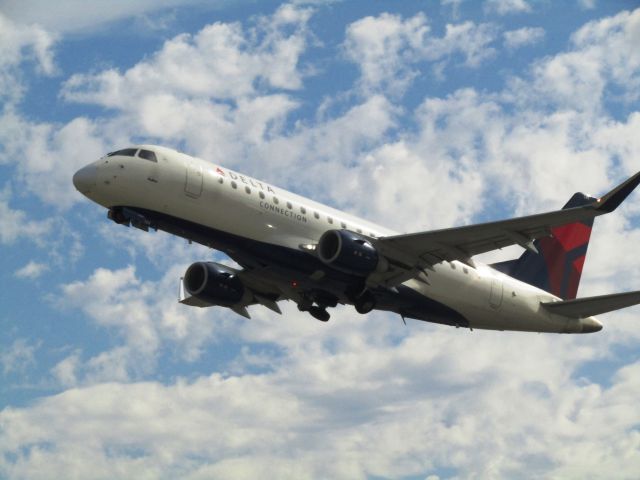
<box><xmin>491</xmin><ymin>193</ymin><xmax>597</xmax><ymax>300</ymax></box>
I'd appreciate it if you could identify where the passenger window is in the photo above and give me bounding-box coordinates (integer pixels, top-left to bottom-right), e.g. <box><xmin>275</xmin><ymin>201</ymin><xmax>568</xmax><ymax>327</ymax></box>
<box><xmin>273</xmin><ymin>197</ymin><xmax>279</xmax><ymax>204</ymax></box>
<box><xmin>314</xmin><ymin>212</ymin><xmax>319</xmax><ymax>219</ymax></box>
<box><xmin>300</xmin><ymin>206</ymin><xmax>306</xmax><ymax>214</ymax></box>
<box><xmin>231</xmin><ymin>181</ymin><xmax>237</xmax><ymax>189</ymax></box>
<box><xmin>341</xmin><ymin>222</ymin><xmax>347</xmax><ymax>229</ymax></box>
<box><xmin>328</xmin><ymin>217</ymin><xmax>333</xmax><ymax>224</ymax></box>
<box><xmin>259</xmin><ymin>191</ymin><xmax>265</xmax><ymax>199</ymax></box>
<box><xmin>218</xmin><ymin>177</ymin><xmax>223</xmax><ymax>184</ymax></box>
<box><xmin>245</xmin><ymin>186</ymin><xmax>251</xmax><ymax>194</ymax></box>
<box><xmin>357</xmin><ymin>228</ymin><xmax>362</xmax><ymax>234</ymax></box>
<box><xmin>286</xmin><ymin>201</ymin><xmax>292</xmax><ymax>209</ymax></box>
<box><xmin>138</xmin><ymin>149</ymin><xmax>157</xmax><ymax>162</ymax></box>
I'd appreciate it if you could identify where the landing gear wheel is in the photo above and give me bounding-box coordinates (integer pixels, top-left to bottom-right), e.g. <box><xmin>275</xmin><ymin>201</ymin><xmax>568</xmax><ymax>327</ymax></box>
<box><xmin>354</xmin><ymin>291</ymin><xmax>376</xmax><ymax>314</ymax></box>
<box><xmin>297</xmin><ymin>301</ymin><xmax>312</xmax><ymax>312</ymax></box>
<box><xmin>309</xmin><ymin>306</ymin><xmax>330</xmax><ymax>322</ymax></box>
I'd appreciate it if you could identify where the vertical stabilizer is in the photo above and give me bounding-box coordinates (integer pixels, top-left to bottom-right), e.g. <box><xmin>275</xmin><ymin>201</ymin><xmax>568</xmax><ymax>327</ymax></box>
<box><xmin>491</xmin><ymin>193</ymin><xmax>596</xmax><ymax>300</ymax></box>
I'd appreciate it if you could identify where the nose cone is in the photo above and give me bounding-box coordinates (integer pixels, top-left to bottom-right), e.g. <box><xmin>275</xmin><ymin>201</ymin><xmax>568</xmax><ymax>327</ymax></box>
<box><xmin>581</xmin><ymin>317</ymin><xmax>603</xmax><ymax>333</ymax></box>
<box><xmin>73</xmin><ymin>164</ymin><xmax>97</xmax><ymax>194</ymax></box>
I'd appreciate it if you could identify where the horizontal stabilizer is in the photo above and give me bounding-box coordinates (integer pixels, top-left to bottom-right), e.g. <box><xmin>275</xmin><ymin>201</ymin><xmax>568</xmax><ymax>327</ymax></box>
<box><xmin>541</xmin><ymin>290</ymin><xmax>640</xmax><ymax>318</ymax></box>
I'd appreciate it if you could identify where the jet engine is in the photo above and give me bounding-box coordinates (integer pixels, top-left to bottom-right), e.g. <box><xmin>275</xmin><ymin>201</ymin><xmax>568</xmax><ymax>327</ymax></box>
<box><xmin>317</xmin><ymin>229</ymin><xmax>387</xmax><ymax>276</ymax></box>
<box><xmin>183</xmin><ymin>262</ymin><xmax>247</xmax><ymax>306</ymax></box>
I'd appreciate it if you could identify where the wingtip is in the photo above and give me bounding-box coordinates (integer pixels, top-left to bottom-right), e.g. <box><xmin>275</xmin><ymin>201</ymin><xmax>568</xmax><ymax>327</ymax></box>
<box><xmin>595</xmin><ymin>171</ymin><xmax>640</xmax><ymax>213</ymax></box>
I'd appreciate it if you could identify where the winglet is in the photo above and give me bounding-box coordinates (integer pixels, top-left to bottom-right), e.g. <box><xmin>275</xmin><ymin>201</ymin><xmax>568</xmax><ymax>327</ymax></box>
<box><xmin>594</xmin><ymin>171</ymin><xmax>640</xmax><ymax>213</ymax></box>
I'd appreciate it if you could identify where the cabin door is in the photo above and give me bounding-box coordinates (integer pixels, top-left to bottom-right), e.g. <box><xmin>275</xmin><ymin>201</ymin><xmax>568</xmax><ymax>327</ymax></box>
<box><xmin>489</xmin><ymin>277</ymin><xmax>503</xmax><ymax>310</ymax></box>
<box><xmin>185</xmin><ymin>162</ymin><xmax>203</xmax><ymax>198</ymax></box>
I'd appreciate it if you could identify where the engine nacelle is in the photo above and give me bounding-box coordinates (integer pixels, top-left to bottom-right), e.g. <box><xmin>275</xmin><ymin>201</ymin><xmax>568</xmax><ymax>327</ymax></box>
<box><xmin>183</xmin><ymin>262</ymin><xmax>246</xmax><ymax>306</ymax></box>
<box><xmin>317</xmin><ymin>229</ymin><xmax>385</xmax><ymax>276</ymax></box>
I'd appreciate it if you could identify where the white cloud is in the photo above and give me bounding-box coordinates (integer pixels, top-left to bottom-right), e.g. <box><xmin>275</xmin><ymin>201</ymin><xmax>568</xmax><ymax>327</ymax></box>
<box><xmin>58</xmin><ymin>264</ymin><xmax>234</xmax><ymax>383</ymax></box>
<box><xmin>503</xmin><ymin>26</ymin><xmax>545</xmax><ymax>49</ymax></box>
<box><xmin>506</xmin><ymin>9</ymin><xmax>640</xmax><ymax>112</ymax></box>
<box><xmin>591</xmin><ymin>111</ymin><xmax>640</xmax><ymax>176</ymax></box>
<box><xmin>1</xmin><ymin>339</ymin><xmax>39</xmax><ymax>375</ymax></box>
<box><xmin>3</xmin><ymin>4</ymin><xmax>640</xmax><ymax>479</ymax></box>
<box><xmin>0</xmin><ymin>13</ymin><xmax>56</xmax><ymax>104</ymax></box>
<box><xmin>0</xmin><ymin>5</ymin><xmax>313</xmax><ymax>210</ymax></box>
<box><xmin>343</xmin><ymin>13</ymin><xmax>430</xmax><ymax>95</ymax></box>
<box><xmin>578</xmin><ymin>0</ymin><xmax>597</xmax><ymax>10</ymax></box>
<box><xmin>0</xmin><ymin>195</ymin><xmax>52</xmax><ymax>245</ymax></box>
<box><xmin>484</xmin><ymin>0</ymin><xmax>532</xmax><ymax>15</ymax></box>
<box><xmin>344</xmin><ymin>13</ymin><xmax>497</xmax><ymax>95</ymax></box>
<box><xmin>14</xmin><ymin>261</ymin><xmax>49</xmax><ymax>279</ymax></box>
<box><xmin>51</xmin><ymin>351</ymin><xmax>81</xmax><ymax>387</ymax></box>
<box><xmin>60</xmin><ymin>266</ymin><xmax>160</xmax><ymax>381</ymax></box>
<box><xmin>337</xmin><ymin>89</ymin><xmax>492</xmax><ymax>231</ymax></box>
<box><xmin>1</xmin><ymin>328</ymin><xmax>640</xmax><ymax>479</ymax></box>
<box><xmin>0</xmin><ymin>113</ymin><xmax>111</xmax><ymax>209</ymax></box>
<box><xmin>0</xmin><ymin>0</ymin><xmax>227</xmax><ymax>34</ymax></box>
<box><xmin>435</xmin><ymin>21</ymin><xmax>499</xmax><ymax>67</ymax></box>
<box><xmin>63</xmin><ymin>4</ymin><xmax>312</xmax><ymax>105</ymax></box>
<box><xmin>25</xmin><ymin>3</ymin><xmax>638</xmax><ymax>263</ymax></box>
<box><xmin>247</xmin><ymin>94</ymin><xmax>398</xmax><ymax>204</ymax></box>
<box><xmin>442</xmin><ymin>0</ymin><xmax>464</xmax><ymax>19</ymax></box>
<box><xmin>3</xmin><ymin>7</ymin><xmax>309</xmax><ymax>214</ymax></box>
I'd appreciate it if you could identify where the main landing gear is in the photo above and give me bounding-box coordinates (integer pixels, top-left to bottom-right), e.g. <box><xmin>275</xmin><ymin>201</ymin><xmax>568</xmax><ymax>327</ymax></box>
<box><xmin>309</xmin><ymin>306</ymin><xmax>331</xmax><ymax>322</ymax></box>
<box><xmin>354</xmin><ymin>290</ymin><xmax>376</xmax><ymax>315</ymax></box>
<box><xmin>298</xmin><ymin>293</ymin><xmax>336</xmax><ymax>322</ymax></box>
<box><xmin>297</xmin><ymin>289</ymin><xmax>377</xmax><ymax>321</ymax></box>
<box><xmin>298</xmin><ymin>302</ymin><xmax>331</xmax><ymax>322</ymax></box>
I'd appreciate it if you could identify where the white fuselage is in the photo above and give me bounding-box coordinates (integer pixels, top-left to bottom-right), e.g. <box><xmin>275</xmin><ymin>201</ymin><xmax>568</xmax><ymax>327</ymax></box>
<box><xmin>74</xmin><ymin>144</ymin><xmax>602</xmax><ymax>333</ymax></box>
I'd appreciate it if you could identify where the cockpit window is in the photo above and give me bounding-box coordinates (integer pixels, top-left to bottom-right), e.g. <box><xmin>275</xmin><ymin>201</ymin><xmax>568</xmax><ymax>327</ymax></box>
<box><xmin>107</xmin><ymin>148</ymin><xmax>138</xmax><ymax>157</ymax></box>
<box><xmin>138</xmin><ymin>149</ymin><xmax>158</xmax><ymax>162</ymax></box>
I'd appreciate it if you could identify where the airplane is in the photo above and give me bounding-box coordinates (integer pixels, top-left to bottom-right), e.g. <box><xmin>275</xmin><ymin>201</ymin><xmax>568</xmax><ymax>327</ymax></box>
<box><xmin>72</xmin><ymin>144</ymin><xmax>640</xmax><ymax>333</ymax></box>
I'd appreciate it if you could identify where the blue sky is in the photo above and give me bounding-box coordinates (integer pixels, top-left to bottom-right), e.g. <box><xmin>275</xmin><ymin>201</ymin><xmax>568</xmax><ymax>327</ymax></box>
<box><xmin>1</xmin><ymin>0</ymin><xmax>640</xmax><ymax>478</ymax></box>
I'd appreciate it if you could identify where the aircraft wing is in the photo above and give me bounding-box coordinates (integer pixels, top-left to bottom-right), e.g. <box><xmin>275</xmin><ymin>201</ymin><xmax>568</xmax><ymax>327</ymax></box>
<box><xmin>368</xmin><ymin>171</ymin><xmax>640</xmax><ymax>287</ymax></box>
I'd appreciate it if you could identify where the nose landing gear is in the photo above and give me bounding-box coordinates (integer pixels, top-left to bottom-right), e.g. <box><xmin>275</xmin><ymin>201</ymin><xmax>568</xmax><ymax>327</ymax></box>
<box><xmin>108</xmin><ymin>207</ymin><xmax>129</xmax><ymax>225</ymax></box>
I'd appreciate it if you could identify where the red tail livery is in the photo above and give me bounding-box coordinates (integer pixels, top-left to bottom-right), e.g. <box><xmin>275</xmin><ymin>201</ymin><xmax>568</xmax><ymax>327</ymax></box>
<box><xmin>492</xmin><ymin>193</ymin><xmax>596</xmax><ymax>300</ymax></box>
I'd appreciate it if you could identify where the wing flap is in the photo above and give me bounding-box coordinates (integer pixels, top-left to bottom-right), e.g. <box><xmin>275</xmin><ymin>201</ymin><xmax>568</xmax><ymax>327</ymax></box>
<box><xmin>541</xmin><ymin>290</ymin><xmax>640</xmax><ymax>318</ymax></box>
